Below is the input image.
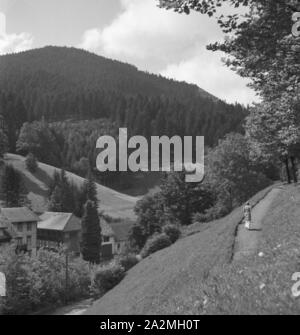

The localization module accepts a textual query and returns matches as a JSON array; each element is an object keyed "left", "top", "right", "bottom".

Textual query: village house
[
  {"left": 100, "top": 219, "right": 133, "bottom": 259},
  {"left": 0, "top": 206, "right": 133, "bottom": 261},
  {"left": 37, "top": 212, "right": 81, "bottom": 254},
  {"left": 100, "top": 219, "right": 115, "bottom": 259},
  {"left": 0, "top": 207, "right": 39, "bottom": 255},
  {"left": 110, "top": 221, "right": 133, "bottom": 255}
]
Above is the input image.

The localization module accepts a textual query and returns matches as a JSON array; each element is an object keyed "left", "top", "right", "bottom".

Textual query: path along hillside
[{"left": 85, "top": 184, "right": 300, "bottom": 315}]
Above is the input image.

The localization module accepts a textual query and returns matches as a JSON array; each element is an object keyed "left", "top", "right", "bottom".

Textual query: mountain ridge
[{"left": 0, "top": 46, "right": 214, "bottom": 101}]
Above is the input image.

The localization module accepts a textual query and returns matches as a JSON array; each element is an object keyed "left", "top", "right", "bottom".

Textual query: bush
[
  {"left": 162, "top": 224, "right": 181, "bottom": 243},
  {"left": 118, "top": 254, "right": 139, "bottom": 272},
  {"left": 0, "top": 246, "right": 91, "bottom": 315},
  {"left": 25, "top": 153, "right": 38, "bottom": 173},
  {"left": 91, "top": 264, "right": 125, "bottom": 297},
  {"left": 141, "top": 233, "right": 172, "bottom": 258},
  {"left": 193, "top": 203, "right": 230, "bottom": 223}
]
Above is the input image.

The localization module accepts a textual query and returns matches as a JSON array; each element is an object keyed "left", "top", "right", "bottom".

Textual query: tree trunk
[
  {"left": 290, "top": 156, "right": 298, "bottom": 183},
  {"left": 285, "top": 157, "right": 291, "bottom": 184}
]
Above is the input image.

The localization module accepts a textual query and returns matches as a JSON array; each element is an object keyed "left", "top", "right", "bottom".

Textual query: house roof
[
  {"left": 0, "top": 207, "right": 39, "bottom": 223},
  {"left": 38, "top": 212, "right": 81, "bottom": 232},
  {"left": 110, "top": 222, "right": 133, "bottom": 242}
]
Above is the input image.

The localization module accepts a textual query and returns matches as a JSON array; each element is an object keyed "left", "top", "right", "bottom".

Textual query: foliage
[
  {"left": 17, "top": 121, "right": 61, "bottom": 166},
  {"left": 117, "top": 254, "right": 139, "bottom": 272},
  {"left": 48, "top": 170, "right": 79, "bottom": 213},
  {"left": 141, "top": 233, "right": 172, "bottom": 258},
  {"left": 159, "top": 0, "right": 300, "bottom": 182},
  {"left": 160, "top": 171, "right": 214, "bottom": 225},
  {"left": 25, "top": 153, "right": 38, "bottom": 173},
  {"left": 131, "top": 193, "right": 165, "bottom": 249},
  {"left": 162, "top": 224, "right": 181, "bottom": 243},
  {"left": 193, "top": 202, "right": 229, "bottom": 223},
  {"left": 0, "top": 129, "right": 8, "bottom": 158},
  {"left": 131, "top": 171, "right": 214, "bottom": 249},
  {"left": 0, "top": 92, "right": 26, "bottom": 152},
  {"left": 81, "top": 200, "right": 102, "bottom": 264},
  {"left": 91, "top": 263, "right": 126, "bottom": 297},
  {"left": 77, "top": 175, "right": 99, "bottom": 217},
  {"left": 159, "top": 0, "right": 298, "bottom": 96},
  {"left": 0, "top": 246, "right": 91, "bottom": 315},
  {"left": 206, "top": 133, "right": 271, "bottom": 212},
  {"left": 246, "top": 96, "right": 300, "bottom": 183},
  {"left": 3, "top": 47, "right": 247, "bottom": 158},
  {"left": 0, "top": 164, "right": 28, "bottom": 207},
  {"left": 73, "top": 157, "right": 90, "bottom": 177}
]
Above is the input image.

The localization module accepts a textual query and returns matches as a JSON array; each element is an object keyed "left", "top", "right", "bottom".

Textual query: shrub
[
  {"left": 118, "top": 254, "right": 139, "bottom": 272},
  {"left": 25, "top": 153, "right": 38, "bottom": 173},
  {"left": 0, "top": 246, "right": 91, "bottom": 315},
  {"left": 91, "top": 264, "right": 125, "bottom": 297},
  {"left": 193, "top": 203, "right": 230, "bottom": 223},
  {"left": 141, "top": 233, "right": 172, "bottom": 258},
  {"left": 163, "top": 224, "right": 181, "bottom": 243}
]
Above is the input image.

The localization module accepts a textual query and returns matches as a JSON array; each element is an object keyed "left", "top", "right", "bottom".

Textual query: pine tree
[
  {"left": 25, "top": 153, "right": 38, "bottom": 173},
  {"left": 1, "top": 165, "right": 27, "bottom": 207},
  {"left": 78, "top": 174, "right": 99, "bottom": 217},
  {"left": 48, "top": 186, "right": 64, "bottom": 212},
  {"left": 81, "top": 200, "right": 101, "bottom": 264},
  {"left": 48, "top": 170, "right": 78, "bottom": 213},
  {"left": 0, "top": 129, "right": 8, "bottom": 158}
]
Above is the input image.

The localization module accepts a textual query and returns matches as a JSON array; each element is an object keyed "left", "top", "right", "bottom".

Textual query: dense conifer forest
[{"left": 0, "top": 46, "right": 248, "bottom": 192}]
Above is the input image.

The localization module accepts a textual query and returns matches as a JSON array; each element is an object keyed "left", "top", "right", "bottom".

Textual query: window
[
  {"left": 103, "top": 236, "right": 110, "bottom": 243},
  {"left": 17, "top": 224, "right": 23, "bottom": 232},
  {"left": 27, "top": 223, "right": 32, "bottom": 231}
]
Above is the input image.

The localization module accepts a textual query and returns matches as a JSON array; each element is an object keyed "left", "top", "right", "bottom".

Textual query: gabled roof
[
  {"left": 0, "top": 207, "right": 39, "bottom": 223},
  {"left": 110, "top": 222, "right": 133, "bottom": 242},
  {"left": 38, "top": 212, "right": 81, "bottom": 232}
]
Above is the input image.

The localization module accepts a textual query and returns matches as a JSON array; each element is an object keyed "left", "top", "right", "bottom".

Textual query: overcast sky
[{"left": 0, "top": 0, "right": 258, "bottom": 104}]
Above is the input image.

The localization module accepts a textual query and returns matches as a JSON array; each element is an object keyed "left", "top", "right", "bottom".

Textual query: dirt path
[
  {"left": 233, "top": 187, "right": 282, "bottom": 261},
  {"left": 43, "top": 299, "right": 93, "bottom": 315}
]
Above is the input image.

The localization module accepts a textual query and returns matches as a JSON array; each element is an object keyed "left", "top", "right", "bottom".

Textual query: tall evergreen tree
[
  {"left": 48, "top": 170, "right": 78, "bottom": 213},
  {"left": 77, "top": 174, "right": 99, "bottom": 217},
  {"left": 48, "top": 185, "right": 64, "bottom": 212},
  {"left": 1, "top": 165, "right": 27, "bottom": 207},
  {"left": 0, "top": 129, "right": 8, "bottom": 158},
  {"left": 81, "top": 200, "right": 102, "bottom": 264}
]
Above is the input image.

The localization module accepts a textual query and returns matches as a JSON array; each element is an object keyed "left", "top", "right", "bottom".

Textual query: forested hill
[
  {"left": 0, "top": 46, "right": 210, "bottom": 101},
  {"left": 0, "top": 46, "right": 247, "bottom": 151}
]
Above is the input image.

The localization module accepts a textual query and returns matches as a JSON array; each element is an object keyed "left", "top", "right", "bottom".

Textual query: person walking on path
[{"left": 244, "top": 202, "right": 252, "bottom": 230}]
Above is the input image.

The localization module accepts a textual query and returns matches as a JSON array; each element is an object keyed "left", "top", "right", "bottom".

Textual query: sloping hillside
[
  {"left": 0, "top": 46, "right": 247, "bottom": 152},
  {"left": 86, "top": 184, "right": 300, "bottom": 315},
  {"left": 0, "top": 46, "right": 209, "bottom": 101},
  {"left": 4, "top": 154, "right": 137, "bottom": 220}
]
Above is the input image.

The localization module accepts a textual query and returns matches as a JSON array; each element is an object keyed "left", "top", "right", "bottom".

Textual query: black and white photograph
[{"left": 0, "top": 0, "right": 300, "bottom": 319}]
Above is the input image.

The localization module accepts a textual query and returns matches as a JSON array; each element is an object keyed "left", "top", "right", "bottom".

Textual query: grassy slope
[
  {"left": 86, "top": 186, "right": 274, "bottom": 315},
  {"left": 160, "top": 185, "right": 300, "bottom": 315},
  {"left": 4, "top": 154, "right": 137, "bottom": 220}
]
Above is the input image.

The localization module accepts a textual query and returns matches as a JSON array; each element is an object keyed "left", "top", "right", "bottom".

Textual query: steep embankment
[
  {"left": 86, "top": 186, "right": 281, "bottom": 315},
  {"left": 4, "top": 154, "right": 137, "bottom": 220}
]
